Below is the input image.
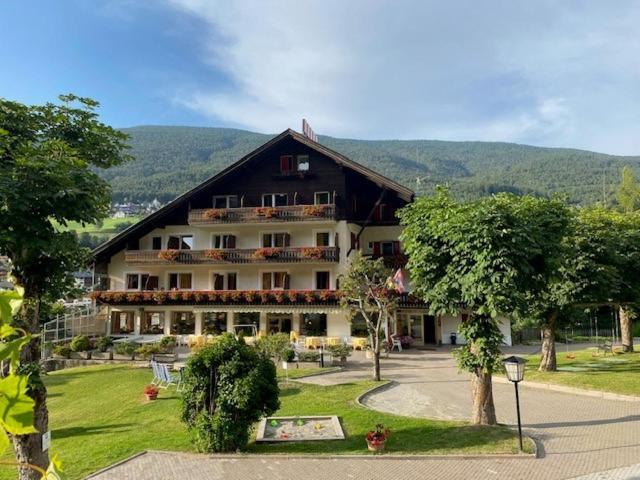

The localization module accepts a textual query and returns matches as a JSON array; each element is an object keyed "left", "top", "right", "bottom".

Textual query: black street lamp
[{"left": 503, "top": 355, "right": 526, "bottom": 451}]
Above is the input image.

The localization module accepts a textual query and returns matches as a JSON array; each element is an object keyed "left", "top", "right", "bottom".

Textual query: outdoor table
[
  {"left": 305, "top": 337, "right": 323, "bottom": 349},
  {"left": 352, "top": 337, "right": 368, "bottom": 350},
  {"left": 325, "top": 337, "right": 341, "bottom": 346}
]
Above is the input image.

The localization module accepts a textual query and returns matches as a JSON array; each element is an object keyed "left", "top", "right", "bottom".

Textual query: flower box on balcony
[
  {"left": 203, "top": 208, "right": 228, "bottom": 220},
  {"left": 254, "top": 207, "right": 279, "bottom": 218},
  {"left": 253, "top": 247, "right": 281, "bottom": 259},
  {"left": 302, "top": 205, "right": 328, "bottom": 217},
  {"left": 204, "top": 249, "right": 227, "bottom": 261},
  {"left": 300, "top": 247, "right": 325, "bottom": 259},
  {"left": 158, "top": 249, "right": 180, "bottom": 262}
]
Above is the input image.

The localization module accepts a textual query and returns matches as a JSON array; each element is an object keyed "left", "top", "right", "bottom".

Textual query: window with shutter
[
  {"left": 227, "top": 273, "right": 237, "bottom": 290},
  {"left": 373, "top": 242, "right": 381, "bottom": 256},
  {"left": 392, "top": 241, "right": 401, "bottom": 254},
  {"left": 262, "top": 272, "right": 272, "bottom": 290},
  {"left": 280, "top": 155, "right": 293, "bottom": 173}
]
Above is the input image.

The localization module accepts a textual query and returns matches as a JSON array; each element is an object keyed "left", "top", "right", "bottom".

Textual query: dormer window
[
  {"left": 296, "top": 155, "right": 310, "bottom": 171},
  {"left": 280, "top": 154, "right": 310, "bottom": 174}
]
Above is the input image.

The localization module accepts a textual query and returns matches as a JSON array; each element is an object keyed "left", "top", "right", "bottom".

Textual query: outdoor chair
[
  {"left": 150, "top": 360, "right": 162, "bottom": 385},
  {"left": 158, "top": 363, "right": 181, "bottom": 390},
  {"left": 391, "top": 337, "right": 403, "bottom": 352},
  {"left": 597, "top": 341, "right": 613, "bottom": 356}
]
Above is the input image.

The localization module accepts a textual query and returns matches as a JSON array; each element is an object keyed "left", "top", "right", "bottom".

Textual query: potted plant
[
  {"left": 136, "top": 343, "right": 161, "bottom": 360},
  {"left": 113, "top": 341, "right": 138, "bottom": 360},
  {"left": 300, "top": 247, "right": 325, "bottom": 259},
  {"left": 327, "top": 344, "right": 352, "bottom": 366},
  {"left": 69, "top": 335, "right": 92, "bottom": 359},
  {"left": 143, "top": 384, "right": 160, "bottom": 401},
  {"left": 254, "top": 207, "right": 278, "bottom": 218},
  {"left": 365, "top": 424, "right": 390, "bottom": 452},
  {"left": 93, "top": 336, "right": 114, "bottom": 360}
]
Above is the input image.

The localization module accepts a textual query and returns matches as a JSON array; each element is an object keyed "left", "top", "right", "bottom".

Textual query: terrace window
[
  {"left": 213, "top": 195, "right": 238, "bottom": 209},
  {"left": 212, "top": 234, "right": 236, "bottom": 249},
  {"left": 262, "top": 232, "right": 290, "bottom": 248},
  {"left": 141, "top": 312, "right": 165, "bottom": 335},
  {"left": 315, "top": 232, "right": 330, "bottom": 247},
  {"left": 170, "top": 312, "right": 195, "bottom": 335},
  {"left": 169, "top": 272, "right": 192, "bottom": 290},
  {"left": 167, "top": 235, "right": 193, "bottom": 250},
  {"left": 203, "top": 312, "right": 227, "bottom": 335},
  {"left": 151, "top": 236, "right": 162, "bottom": 250},
  {"left": 315, "top": 271, "right": 330, "bottom": 290},
  {"left": 262, "top": 193, "right": 288, "bottom": 207},
  {"left": 111, "top": 311, "right": 134, "bottom": 335},
  {"left": 314, "top": 191, "right": 330, "bottom": 205},
  {"left": 262, "top": 272, "right": 289, "bottom": 290},
  {"left": 212, "top": 272, "right": 237, "bottom": 290}
]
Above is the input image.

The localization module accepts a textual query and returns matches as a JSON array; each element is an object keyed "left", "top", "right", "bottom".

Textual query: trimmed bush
[
  {"left": 95, "top": 336, "right": 114, "bottom": 353},
  {"left": 53, "top": 344, "right": 72, "bottom": 359},
  {"left": 114, "top": 341, "right": 138, "bottom": 357},
  {"left": 283, "top": 348, "right": 295, "bottom": 363},
  {"left": 70, "top": 335, "right": 90, "bottom": 352},
  {"left": 159, "top": 335, "right": 177, "bottom": 353},
  {"left": 297, "top": 351, "right": 320, "bottom": 362},
  {"left": 181, "top": 333, "right": 279, "bottom": 452},
  {"left": 327, "top": 344, "right": 352, "bottom": 360},
  {"left": 136, "top": 343, "right": 161, "bottom": 359},
  {"left": 255, "top": 332, "right": 291, "bottom": 361}
]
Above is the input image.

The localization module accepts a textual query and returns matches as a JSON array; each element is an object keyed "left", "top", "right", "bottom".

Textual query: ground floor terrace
[{"left": 94, "top": 290, "right": 512, "bottom": 347}]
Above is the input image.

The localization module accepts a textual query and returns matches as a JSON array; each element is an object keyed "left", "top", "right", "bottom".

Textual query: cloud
[{"left": 166, "top": 0, "right": 640, "bottom": 155}]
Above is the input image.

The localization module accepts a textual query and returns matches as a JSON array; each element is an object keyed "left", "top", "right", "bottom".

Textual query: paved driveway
[{"left": 89, "top": 348, "right": 640, "bottom": 480}]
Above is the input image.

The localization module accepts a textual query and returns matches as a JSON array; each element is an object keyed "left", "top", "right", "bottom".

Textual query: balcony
[
  {"left": 188, "top": 204, "right": 336, "bottom": 225},
  {"left": 366, "top": 253, "right": 408, "bottom": 269},
  {"left": 125, "top": 246, "right": 340, "bottom": 265}
]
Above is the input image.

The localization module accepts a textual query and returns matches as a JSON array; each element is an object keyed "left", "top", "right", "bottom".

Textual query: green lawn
[
  {"left": 276, "top": 366, "right": 341, "bottom": 379},
  {"left": 524, "top": 347, "right": 640, "bottom": 396},
  {"left": 0, "top": 365, "right": 528, "bottom": 480}
]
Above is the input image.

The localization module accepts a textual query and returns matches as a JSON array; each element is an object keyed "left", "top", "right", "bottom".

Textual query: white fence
[{"left": 41, "top": 305, "right": 108, "bottom": 348}]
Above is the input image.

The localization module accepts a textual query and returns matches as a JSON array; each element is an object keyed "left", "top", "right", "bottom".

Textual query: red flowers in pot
[
  {"left": 144, "top": 384, "right": 160, "bottom": 401},
  {"left": 365, "top": 424, "right": 390, "bottom": 452}
]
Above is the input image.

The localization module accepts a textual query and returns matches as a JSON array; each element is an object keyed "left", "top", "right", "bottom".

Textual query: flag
[{"left": 391, "top": 268, "right": 405, "bottom": 293}]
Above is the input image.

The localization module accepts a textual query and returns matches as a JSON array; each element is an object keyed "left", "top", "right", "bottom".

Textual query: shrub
[
  {"left": 70, "top": 335, "right": 90, "bottom": 352},
  {"left": 136, "top": 343, "right": 161, "bottom": 359},
  {"left": 327, "top": 344, "right": 352, "bottom": 359},
  {"left": 95, "top": 336, "right": 114, "bottom": 352},
  {"left": 115, "top": 341, "right": 138, "bottom": 357},
  {"left": 255, "top": 333, "right": 291, "bottom": 361},
  {"left": 283, "top": 348, "right": 295, "bottom": 363},
  {"left": 181, "top": 333, "right": 279, "bottom": 452},
  {"left": 159, "top": 335, "right": 177, "bottom": 352},
  {"left": 297, "top": 351, "right": 320, "bottom": 362},
  {"left": 53, "top": 344, "right": 72, "bottom": 358}
]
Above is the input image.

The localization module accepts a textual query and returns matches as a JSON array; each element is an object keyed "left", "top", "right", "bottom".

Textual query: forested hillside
[{"left": 101, "top": 126, "right": 640, "bottom": 205}]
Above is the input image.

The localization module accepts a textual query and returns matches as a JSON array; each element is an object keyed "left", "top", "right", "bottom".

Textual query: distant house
[{"left": 91, "top": 129, "right": 512, "bottom": 345}]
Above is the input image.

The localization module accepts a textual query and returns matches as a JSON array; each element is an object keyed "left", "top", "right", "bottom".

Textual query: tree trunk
[
  {"left": 539, "top": 311, "right": 557, "bottom": 372},
  {"left": 470, "top": 369, "right": 496, "bottom": 425},
  {"left": 12, "top": 294, "right": 50, "bottom": 480},
  {"left": 372, "top": 328, "right": 381, "bottom": 381},
  {"left": 620, "top": 306, "right": 634, "bottom": 353}
]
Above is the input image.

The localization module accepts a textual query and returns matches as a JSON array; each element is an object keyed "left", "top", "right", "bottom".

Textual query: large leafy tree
[
  {"left": 616, "top": 166, "right": 640, "bottom": 213},
  {"left": 0, "top": 95, "right": 130, "bottom": 478},
  {"left": 339, "top": 252, "right": 397, "bottom": 381},
  {"left": 399, "top": 189, "right": 571, "bottom": 424}
]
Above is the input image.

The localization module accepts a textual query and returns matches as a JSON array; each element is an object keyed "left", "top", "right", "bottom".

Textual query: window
[
  {"left": 262, "top": 193, "right": 288, "bottom": 207},
  {"left": 296, "top": 155, "right": 310, "bottom": 171},
  {"left": 280, "top": 155, "right": 293, "bottom": 174},
  {"left": 141, "top": 312, "right": 165, "bottom": 335},
  {"left": 213, "top": 195, "right": 238, "bottom": 209},
  {"left": 167, "top": 235, "right": 193, "bottom": 250},
  {"left": 212, "top": 272, "right": 237, "bottom": 290},
  {"left": 267, "top": 314, "right": 292, "bottom": 334},
  {"left": 315, "top": 271, "right": 330, "bottom": 290},
  {"left": 170, "top": 312, "right": 195, "bottom": 335},
  {"left": 203, "top": 312, "right": 227, "bottom": 335},
  {"left": 169, "top": 273, "right": 192, "bottom": 290},
  {"left": 370, "top": 241, "right": 401, "bottom": 256},
  {"left": 350, "top": 312, "right": 369, "bottom": 337},
  {"left": 315, "top": 232, "right": 330, "bottom": 247},
  {"left": 381, "top": 241, "right": 394, "bottom": 255},
  {"left": 152, "top": 236, "right": 162, "bottom": 250},
  {"left": 302, "top": 313, "right": 327, "bottom": 336},
  {"left": 262, "top": 232, "right": 289, "bottom": 247},
  {"left": 374, "top": 204, "right": 386, "bottom": 222},
  {"left": 262, "top": 272, "right": 289, "bottom": 290},
  {"left": 111, "top": 311, "right": 134, "bottom": 334},
  {"left": 126, "top": 273, "right": 156, "bottom": 290},
  {"left": 314, "top": 191, "right": 330, "bottom": 205},
  {"left": 234, "top": 312, "right": 259, "bottom": 336},
  {"left": 212, "top": 234, "right": 236, "bottom": 249}
]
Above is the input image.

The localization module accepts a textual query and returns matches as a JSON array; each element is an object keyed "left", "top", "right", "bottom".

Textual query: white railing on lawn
[{"left": 41, "top": 305, "right": 108, "bottom": 356}]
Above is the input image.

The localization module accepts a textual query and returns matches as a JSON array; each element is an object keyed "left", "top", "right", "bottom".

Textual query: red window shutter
[
  {"left": 280, "top": 155, "right": 292, "bottom": 173},
  {"left": 227, "top": 235, "right": 236, "bottom": 249},
  {"left": 392, "top": 241, "right": 401, "bottom": 254},
  {"left": 373, "top": 242, "right": 381, "bottom": 256}
]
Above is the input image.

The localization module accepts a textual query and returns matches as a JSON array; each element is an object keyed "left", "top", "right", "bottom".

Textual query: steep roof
[{"left": 92, "top": 128, "right": 414, "bottom": 260}]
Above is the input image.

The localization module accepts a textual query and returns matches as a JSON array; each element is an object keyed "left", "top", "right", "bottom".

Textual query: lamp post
[{"left": 503, "top": 355, "right": 526, "bottom": 451}]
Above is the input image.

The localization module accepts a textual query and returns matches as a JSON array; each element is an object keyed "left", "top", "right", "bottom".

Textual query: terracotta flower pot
[
  {"left": 145, "top": 392, "right": 158, "bottom": 401},
  {"left": 366, "top": 438, "right": 386, "bottom": 452}
]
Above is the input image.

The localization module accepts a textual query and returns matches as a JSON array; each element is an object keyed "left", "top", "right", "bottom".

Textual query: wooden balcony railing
[
  {"left": 125, "top": 246, "right": 340, "bottom": 265},
  {"left": 188, "top": 204, "right": 336, "bottom": 224}
]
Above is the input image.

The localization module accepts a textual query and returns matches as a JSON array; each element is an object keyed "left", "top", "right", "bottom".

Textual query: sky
[{"left": 2, "top": 0, "right": 640, "bottom": 155}]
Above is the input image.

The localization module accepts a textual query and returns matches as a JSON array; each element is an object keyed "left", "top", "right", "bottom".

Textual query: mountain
[{"left": 101, "top": 126, "right": 640, "bottom": 205}]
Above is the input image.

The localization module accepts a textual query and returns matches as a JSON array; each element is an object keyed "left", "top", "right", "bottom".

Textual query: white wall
[{"left": 440, "top": 314, "right": 512, "bottom": 347}]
